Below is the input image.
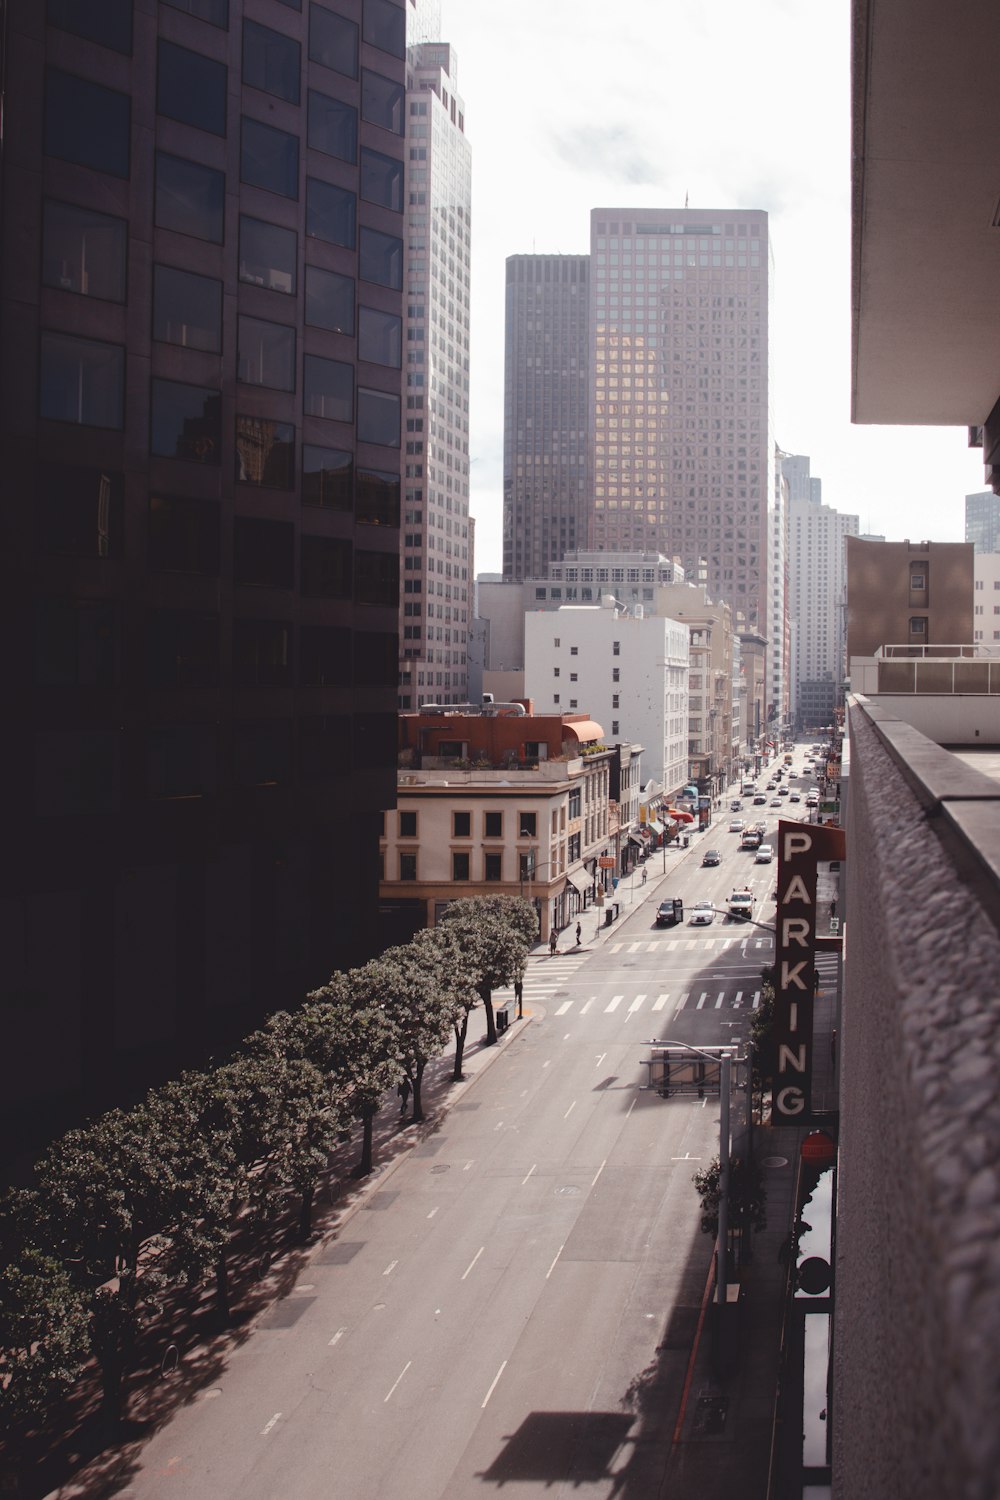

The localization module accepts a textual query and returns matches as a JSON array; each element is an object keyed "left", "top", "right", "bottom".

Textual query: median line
[
  {"left": 545, "top": 1244, "right": 564, "bottom": 1279},
  {"left": 481, "top": 1360, "right": 507, "bottom": 1408},
  {"left": 384, "top": 1361, "right": 411, "bottom": 1404},
  {"left": 461, "top": 1246, "right": 485, "bottom": 1281}
]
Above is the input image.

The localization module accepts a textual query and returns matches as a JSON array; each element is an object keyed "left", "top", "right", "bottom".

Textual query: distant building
[
  {"left": 845, "top": 538, "right": 974, "bottom": 664},
  {"left": 787, "top": 471, "right": 859, "bottom": 729},
  {"left": 965, "top": 490, "right": 1000, "bottom": 554},
  {"left": 502, "top": 255, "right": 589, "bottom": 581},
  {"left": 523, "top": 599, "right": 689, "bottom": 794}
]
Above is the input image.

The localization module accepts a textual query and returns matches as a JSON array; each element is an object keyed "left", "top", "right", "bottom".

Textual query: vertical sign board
[{"left": 772, "top": 820, "right": 846, "bottom": 1121}]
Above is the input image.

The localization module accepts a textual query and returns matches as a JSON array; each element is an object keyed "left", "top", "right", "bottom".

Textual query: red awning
[{"left": 667, "top": 807, "right": 694, "bottom": 823}]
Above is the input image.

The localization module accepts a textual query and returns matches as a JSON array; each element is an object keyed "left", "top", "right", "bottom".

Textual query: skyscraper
[
  {"left": 588, "top": 207, "right": 774, "bottom": 644},
  {"left": 398, "top": 14, "right": 473, "bottom": 707},
  {"left": 0, "top": 0, "right": 405, "bottom": 1154},
  {"left": 965, "top": 490, "right": 1000, "bottom": 553},
  {"left": 503, "top": 255, "right": 589, "bottom": 581},
  {"left": 787, "top": 472, "right": 859, "bottom": 727}
]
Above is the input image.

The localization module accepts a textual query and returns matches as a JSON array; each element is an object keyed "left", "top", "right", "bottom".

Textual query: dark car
[
  {"left": 656, "top": 898, "right": 683, "bottom": 927},
  {"left": 702, "top": 848, "right": 722, "bottom": 866}
]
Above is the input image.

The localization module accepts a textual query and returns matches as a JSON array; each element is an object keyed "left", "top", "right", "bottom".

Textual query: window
[
  {"left": 155, "top": 153, "right": 225, "bottom": 242},
  {"left": 453, "top": 811, "right": 470, "bottom": 837},
  {"left": 147, "top": 726, "right": 216, "bottom": 800},
  {"left": 235, "top": 415, "right": 295, "bottom": 489},
  {"left": 153, "top": 265, "right": 222, "bottom": 352},
  {"left": 238, "top": 316, "right": 295, "bottom": 390},
  {"left": 47, "top": 0, "right": 132, "bottom": 52},
  {"left": 149, "top": 494, "right": 220, "bottom": 574},
  {"left": 301, "top": 535, "right": 352, "bottom": 597},
  {"left": 305, "top": 264, "right": 355, "bottom": 333},
  {"left": 399, "top": 810, "right": 416, "bottom": 837},
  {"left": 45, "top": 69, "right": 130, "bottom": 178},
  {"left": 157, "top": 40, "right": 227, "bottom": 135},
  {"left": 35, "top": 598, "right": 118, "bottom": 686},
  {"left": 162, "top": 0, "right": 228, "bottom": 25},
  {"left": 399, "top": 852, "right": 417, "bottom": 881},
  {"left": 355, "top": 549, "right": 398, "bottom": 605},
  {"left": 568, "top": 789, "right": 581, "bottom": 818},
  {"left": 359, "top": 226, "right": 403, "bottom": 288},
  {"left": 302, "top": 444, "right": 352, "bottom": 508},
  {"left": 234, "top": 517, "right": 294, "bottom": 589},
  {"left": 613, "top": 640, "right": 621, "bottom": 655},
  {"left": 304, "top": 354, "right": 353, "bottom": 421},
  {"left": 484, "top": 852, "right": 502, "bottom": 881},
  {"left": 910, "top": 572, "right": 926, "bottom": 589},
  {"left": 612, "top": 720, "right": 620, "bottom": 735},
  {"left": 299, "top": 624, "right": 350, "bottom": 685},
  {"left": 233, "top": 618, "right": 291, "bottom": 684},
  {"left": 307, "top": 90, "right": 357, "bottom": 162},
  {"left": 37, "top": 463, "right": 124, "bottom": 559},
  {"left": 234, "top": 720, "right": 291, "bottom": 786},
  {"left": 358, "top": 388, "right": 400, "bottom": 446},
  {"left": 359, "top": 306, "right": 402, "bottom": 366},
  {"left": 151, "top": 379, "right": 221, "bottom": 463},
  {"left": 909, "top": 617, "right": 927, "bottom": 635},
  {"left": 243, "top": 20, "right": 300, "bottom": 103},
  {"left": 452, "top": 852, "right": 470, "bottom": 882},
  {"left": 360, "top": 147, "right": 403, "bottom": 210},
  {"left": 570, "top": 672, "right": 577, "bottom": 682},
  {"left": 309, "top": 4, "right": 358, "bottom": 76},
  {"left": 363, "top": 0, "right": 405, "bottom": 58},
  {"left": 305, "top": 177, "right": 356, "bottom": 247},
  {"left": 570, "top": 646, "right": 578, "bottom": 656},
  {"left": 42, "top": 201, "right": 126, "bottom": 301},
  {"left": 519, "top": 812, "right": 537, "bottom": 837},
  {"left": 612, "top": 667, "right": 620, "bottom": 682},
  {"left": 484, "top": 811, "right": 502, "bottom": 838},
  {"left": 612, "top": 694, "right": 619, "bottom": 708},
  {"left": 356, "top": 466, "right": 399, "bottom": 526},
  {"left": 40, "top": 333, "right": 123, "bottom": 429},
  {"left": 239, "top": 216, "right": 297, "bottom": 294},
  {"left": 568, "top": 834, "right": 581, "bottom": 862},
  {"left": 241, "top": 117, "right": 299, "bottom": 198},
  {"left": 361, "top": 70, "right": 404, "bottom": 133},
  {"left": 147, "top": 609, "right": 219, "bottom": 686},
  {"left": 553, "top": 667, "right": 560, "bottom": 678}
]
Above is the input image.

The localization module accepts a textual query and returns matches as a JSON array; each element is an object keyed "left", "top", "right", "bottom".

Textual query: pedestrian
[
  {"left": 641, "top": 867, "right": 647, "bottom": 886},
  {"left": 398, "top": 1077, "right": 411, "bottom": 1114},
  {"left": 575, "top": 921, "right": 582, "bottom": 946},
  {"left": 549, "top": 928, "right": 558, "bottom": 956}
]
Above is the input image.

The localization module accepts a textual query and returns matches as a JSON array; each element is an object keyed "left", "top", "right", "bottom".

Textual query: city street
[{"left": 99, "top": 816, "right": 785, "bottom": 1500}]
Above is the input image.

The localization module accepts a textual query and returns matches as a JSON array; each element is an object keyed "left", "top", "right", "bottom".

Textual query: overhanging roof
[{"left": 852, "top": 0, "right": 1000, "bottom": 425}]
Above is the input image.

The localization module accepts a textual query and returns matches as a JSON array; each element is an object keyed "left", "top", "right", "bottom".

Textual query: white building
[
  {"left": 787, "top": 473, "right": 859, "bottom": 730},
  {"left": 524, "top": 600, "right": 689, "bottom": 794},
  {"left": 398, "top": 16, "right": 473, "bottom": 708},
  {"left": 973, "top": 550, "right": 1000, "bottom": 642}
]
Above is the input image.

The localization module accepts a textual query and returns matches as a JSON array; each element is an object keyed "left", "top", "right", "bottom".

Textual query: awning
[
  {"left": 566, "top": 868, "right": 591, "bottom": 896},
  {"left": 646, "top": 818, "right": 664, "bottom": 836},
  {"left": 628, "top": 831, "right": 647, "bottom": 848},
  {"left": 668, "top": 807, "right": 695, "bottom": 823}
]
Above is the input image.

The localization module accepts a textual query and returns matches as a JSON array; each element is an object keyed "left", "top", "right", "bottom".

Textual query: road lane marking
[
  {"left": 679, "top": 991, "right": 690, "bottom": 1009},
  {"left": 563, "top": 1100, "right": 576, "bottom": 1120},
  {"left": 628, "top": 942, "right": 642, "bottom": 953},
  {"left": 556, "top": 1001, "right": 572, "bottom": 1015},
  {"left": 628, "top": 994, "right": 646, "bottom": 1013},
  {"left": 464, "top": 1161, "right": 473, "bottom": 1171},
  {"left": 595, "top": 1052, "right": 606, "bottom": 1068},
  {"left": 563, "top": 1032, "right": 571, "bottom": 1040},
  {"left": 581, "top": 998, "right": 595, "bottom": 1013},
  {"left": 542, "top": 1060, "right": 551, "bottom": 1069},
  {"left": 609, "top": 943, "right": 623, "bottom": 953},
  {"left": 383, "top": 1260, "right": 398, "bottom": 1276},
  {"left": 626, "top": 1096, "right": 638, "bottom": 1118},
  {"left": 733, "top": 991, "right": 743, "bottom": 1008},
  {"left": 714, "top": 992, "right": 725, "bottom": 1009},
  {"left": 427, "top": 1207, "right": 439, "bottom": 1219},
  {"left": 260, "top": 1413, "right": 282, "bottom": 1436},
  {"left": 696, "top": 992, "right": 708, "bottom": 1009},
  {"left": 546, "top": 1244, "right": 564, "bottom": 1279},
  {"left": 592, "top": 1157, "right": 607, "bottom": 1187},
  {"left": 494, "top": 1121, "right": 504, "bottom": 1130},
  {"left": 461, "top": 1246, "right": 485, "bottom": 1281},
  {"left": 605, "top": 994, "right": 624, "bottom": 1013},
  {"left": 481, "top": 1360, "right": 507, "bottom": 1408},
  {"left": 328, "top": 1327, "right": 346, "bottom": 1347},
  {"left": 384, "top": 1362, "right": 411, "bottom": 1403},
  {"left": 521, "top": 1164, "right": 536, "bottom": 1186},
  {"left": 752, "top": 990, "right": 761, "bottom": 1009},
  {"left": 653, "top": 993, "right": 669, "bottom": 1011}
]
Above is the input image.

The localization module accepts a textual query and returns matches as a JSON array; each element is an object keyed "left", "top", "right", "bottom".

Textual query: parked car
[
  {"left": 690, "top": 900, "right": 715, "bottom": 925},
  {"left": 656, "top": 899, "right": 683, "bottom": 927},
  {"left": 702, "top": 848, "right": 722, "bottom": 866},
  {"left": 755, "top": 844, "right": 774, "bottom": 863}
]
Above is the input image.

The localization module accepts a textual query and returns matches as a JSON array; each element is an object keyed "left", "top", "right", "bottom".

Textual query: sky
[{"left": 438, "top": 0, "right": 987, "bottom": 575}]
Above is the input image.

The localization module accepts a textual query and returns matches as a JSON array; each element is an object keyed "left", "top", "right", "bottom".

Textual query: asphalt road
[{"left": 108, "top": 807, "right": 793, "bottom": 1500}]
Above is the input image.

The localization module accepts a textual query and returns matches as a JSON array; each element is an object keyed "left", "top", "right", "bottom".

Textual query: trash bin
[
  {"left": 496, "top": 1003, "right": 511, "bottom": 1034},
  {"left": 682, "top": 834, "right": 690, "bottom": 848}
]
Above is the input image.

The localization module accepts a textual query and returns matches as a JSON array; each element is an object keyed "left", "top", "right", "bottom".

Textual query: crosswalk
[
  {"left": 542, "top": 986, "right": 764, "bottom": 1016},
  {"left": 605, "top": 935, "right": 773, "bottom": 955}
]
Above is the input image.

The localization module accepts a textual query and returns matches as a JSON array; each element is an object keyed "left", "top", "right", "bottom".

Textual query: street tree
[
  {"left": 380, "top": 931, "right": 467, "bottom": 1114},
  {"left": 0, "top": 1242, "right": 90, "bottom": 1466},
  {"left": 692, "top": 1154, "right": 768, "bottom": 1268},
  {"left": 439, "top": 896, "right": 537, "bottom": 1044},
  {"left": 749, "top": 965, "right": 777, "bottom": 1119},
  {"left": 306, "top": 965, "right": 404, "bottom": 1176}
]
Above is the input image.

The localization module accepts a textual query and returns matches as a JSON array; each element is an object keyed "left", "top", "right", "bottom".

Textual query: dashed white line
[
  {"left": 542, "top": 1060, "right": 551, "bottom": 1069},
  {"left": 733, "top": 991, "right": 743, "bottom": 1008},
  {"left": 714, "top": 991, "right": 725, "bottom": 1009},
  {"left": 595, "top": 1052, "right": 606, "bottom": 1068},
  {"left": 626, "top": 1096, "right": 638, "bottom": 1118},
  {"left": 522, "top": 1163, "right": 536, "bottom": 1186},
  {"left": 481, "top": 1360, "right": 507, "bottom": 1408},
  {"left": 328, "top": 1327, "right": 346, "bottom": 1347},
  {"left": 591, "top": 1157, "right": 607, "bottom": 1188},
  {"left": 384, "top": 1362, "right": 411, "bottom": 1403},
  {"left": 383, "top": 1260, "right": 398, "bottom": 1277},
  {"left": 563, "top": 1100, "right": 576, "bottom": 1120},
  {"left": 546, "top": 1244, "right": 564, "bottom": 1279},
  {"left": 463, "top": 1161, "right": 473, "bottom": 1171},
  {"left": 461, "top": 1246, "right": 485, "bottom": 1281},
  {"left": 427, "top": 1206, "right": 439, "bottom": 1219},
  {"left": 752, "top": 990, "right": 761, "bottom": 1009},
  {"left": 260, "top": 1412, "right": 282, "bottom": 1436}
]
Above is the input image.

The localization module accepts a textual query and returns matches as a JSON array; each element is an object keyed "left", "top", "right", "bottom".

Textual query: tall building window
[
  {"left": 452, "top": 852, "right": 469, "bottom": 881},
  {"left": 242, "top": 19, "right": 301, "bottom": 104},
  {"left": 150, "top": 379, "right": 222, "bottom": 463},
  {"left": 360, "top": 147, "right": 403, "bottom": 211},
  {"left": 45, "top": 69, "right": 130, "bottom": 178},
  {"left": 361, "top": 70, "right": 404, "bottom": 133},
  {"left": 241, "top": 116, "right": 299, "bottom": 199},
  {"left": 304, "top": 354, "right": 353, "bottom": 421},
  {"left": 363, "top": 0, "right": 405, "bottom": 58},
  {"left": 306, "top": 178, "right": 356, "bottom": 247},
  {"left": 155, "top": 153, "right": 225, "bottom": 243},
  {"left": 239, "top": 216, "right": 297, "bottom": 294},
  {"left": 305, "top": 265, "right": 355, "bottom": 333},
  {"left": 42, "top": 201, "right": 127, "bottom": 302},
  {"left": 153, "top": 265, "right": 223, "bottom": 352},
  {"left": 234, "top": 517, "right": 295, "bottom": 589},
  {"left": 38, "top": 464, "right": 124, "bottom": 559},
  {"left": 309, "top": 4, "right": 358, "bottom": 76},
  {"left": 307, "top": 90, "right": 357, "bottom": 161},
  {"left": 237, "top": 315, "right": 296, "bottom": 391},
  {"left": 157, "top": 40, "right": 227, "bottom": 135},
  {"left": 358, "top": 388, "right": 400, "bottom": 446},
  {"left": 39, "top": 333, "right": 124, "bottom": 429},
  {"left": 484, "top": 852, "right": 502, "bottom": 881},
  {"left": 162, "top": 0, "right": 228, "bottom": 25},
  {"left": 302, "top": 444, "right": 353, "bottom": 509},
  {"left": 359, "top": 306, "right": 402, "bottom": 366},
  {"left": 47, "top": 0, "right": 133, "bottom": 52},
  {"left": 235, "top": 416, "right": 295, "bottom": 489},
  {"left": 149, "top": 495, "right": 220, "bottom": 575},
  {"left": 359, "top": 226, "right": 403, "bottom": 288}
]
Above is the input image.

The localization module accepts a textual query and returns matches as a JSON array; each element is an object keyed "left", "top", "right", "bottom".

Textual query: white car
[
  {"left": 690, "top": 900, "right": 715, "bottom": 925},
  {"left": 755, "top": 844, "right": 774, "bottom": 863},
  {"left": 806, "top": 794, "right": 819, "bottom": 807},
  {"left": 729, "top": 818, "right": 745, "bottom": 832},
  {"left": 789, "top": 792, "right": 801, "bottom": 803}
]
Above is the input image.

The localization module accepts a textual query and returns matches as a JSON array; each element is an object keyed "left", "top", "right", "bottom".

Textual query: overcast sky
[{"left": 439, "top": 0, "right": 986, "bottom": 575}]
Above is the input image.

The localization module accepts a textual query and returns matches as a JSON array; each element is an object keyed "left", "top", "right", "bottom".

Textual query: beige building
[{"left": 845, "top": 537, "right": 974, "bottom": 663}]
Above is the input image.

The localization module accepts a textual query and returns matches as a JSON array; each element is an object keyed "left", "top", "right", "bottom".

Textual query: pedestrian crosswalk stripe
[
  {"left": 653, "top": 993, "right": 669, "bottom": 1011},
  {"left": 752, "top": 990, "right": 761, "bottom": 1009},
  {"left": 605, "top": 994, "right": 624, "bottom": 1013},
  {"left": 555, "top": 1001, "right": 572, "bottom": 1016},
  {"left": 714, "top": 991, "right": 725, "bottom": 1009},
  {"left": 696, "top": 991, "right": 708, "bottom": 1010},
  {"left": 734, "top": 991, "right": 743, "bottom": 1008},
  {"left": 628, "top": 994, "right": 646, "bottom": 1013},
  {"left": 580, "top": 998, "right": 594, "bottom": 1013}
]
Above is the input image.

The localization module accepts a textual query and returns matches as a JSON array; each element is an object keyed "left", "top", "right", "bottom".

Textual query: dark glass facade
[{"left": 0, "top": 0, "right": 403, "bottom": 1166}]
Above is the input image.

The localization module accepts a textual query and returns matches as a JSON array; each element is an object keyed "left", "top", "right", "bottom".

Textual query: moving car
[
  {"left": 770, "top": 797, "right": 782, "bottom": 807},
  {"left": 728, "top": 888, "right": 754, "bottom": 920},
  {"left": 789, "top": 792, "right": 801, "bottom": 803},
  {"left": 730, "top": 798, "right": 742, "bottom": 811},
  {"left": 741, "top": 828, "right": 763, "bottom": 850},
  {"left": 729, "top": 818, "right": 745, "bottom": 832},
  {"left": 806, "top": 793, "right": 819, "bottom": 807},
  {"left": 753, "top": 793, "right": 767, "bottom": 805},
  {"left": 689, "top": 900, "right": 715, "bottom": 926},
  {"left": 755, "top": 844, "right": 774, "bottom": 863},
  {"left": 702, "top": 848, "right": 722, "bottom": 866}
]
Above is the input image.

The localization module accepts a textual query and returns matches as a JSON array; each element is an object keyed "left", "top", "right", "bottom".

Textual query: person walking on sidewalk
[
  {"left": 397, "top": 1077, "right": 411, "bottom": 1115},
  {"left": 549, "top": 928, "right": 558, "bottom": 956},
  {"left": 641, "top": 867, "right": 647, "bottom": 885},
  {"left": 575, "top": 921, "right": 582, "bottom": 946}
]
